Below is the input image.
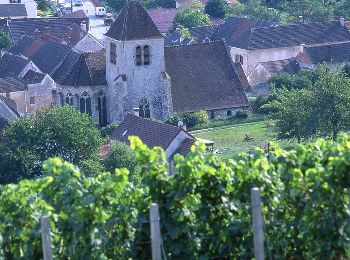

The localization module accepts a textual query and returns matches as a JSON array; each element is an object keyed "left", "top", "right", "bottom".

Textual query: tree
[
  {"left": 103, "top": 0, "right": 151, "bottom": 12},
  {"left": 174, "top": 2, "right": 210, "bottom": 29},
  {"left": 103, "top": 141, "right": 140, "bottom": 184},
  {"left": 205, "top": 0, "right": 227, "bottom": 19},
  {"left": 0, "top": 106, "right": 103, "bottom": 184},
  {"left": 0, "top": 30, "right": 12, "bottom": 51}
]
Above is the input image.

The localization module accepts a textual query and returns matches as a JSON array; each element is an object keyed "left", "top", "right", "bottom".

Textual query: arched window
[
  {"left": 97, "top": 91, "right": 107, "bottom": 127},
  {"left": 135, "top": 46, "right": 142, "bottom": 66},
  {"left": 66, "top": 92, "right": 74, "bottom": 106},
  {"left": 80, "top": 92, "right": 91, "bottom": 115},
  {"left": 227, "top": 110, "right": 232, "bottom": 117},
  {"left": 139, "top": 98, "right": 150, "bottom": 118},
  {"left": 143, "top": 45, "right": 150, "bottom": 65}
]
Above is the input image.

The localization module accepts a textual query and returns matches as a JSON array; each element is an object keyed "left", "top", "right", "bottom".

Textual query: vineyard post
[
  {"left": 150, "top": 203, "right": 161, "bottom": 260},
  {"left": 40, "top": 216, "right": 53, "bottom": 260},
  {"left": 251, "top": 187, "right": 265, "bottom": 260}
]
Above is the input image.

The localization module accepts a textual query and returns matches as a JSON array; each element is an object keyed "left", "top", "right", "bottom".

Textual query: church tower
[{"left": 105, "top": 0, "right": 173, "bottom": 122}]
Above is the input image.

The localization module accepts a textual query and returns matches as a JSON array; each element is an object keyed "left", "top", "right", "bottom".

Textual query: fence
[{"left": 39, "top": 187, "right": 266, "bottom": 260}]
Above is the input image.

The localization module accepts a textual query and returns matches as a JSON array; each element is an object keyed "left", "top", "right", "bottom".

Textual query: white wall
[{"left": 165, "top": 130, "right": 192, "bottom": 160}]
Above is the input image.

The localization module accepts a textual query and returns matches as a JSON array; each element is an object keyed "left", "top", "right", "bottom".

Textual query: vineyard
[{"left": 1, "top": 134, "right": 350, "bottom": 258}]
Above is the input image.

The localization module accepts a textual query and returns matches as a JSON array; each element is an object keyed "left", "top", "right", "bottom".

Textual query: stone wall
[{"left": 27, "top": 75, "right": 56, "bottom": 113}]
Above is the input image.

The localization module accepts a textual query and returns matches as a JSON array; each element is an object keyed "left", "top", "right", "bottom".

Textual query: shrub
[
  {"left": 235, "top": 109, "right": 249, "bottom": 118},
  {"left": 166, "top": 111, "right": 208, "bottom": 128}
]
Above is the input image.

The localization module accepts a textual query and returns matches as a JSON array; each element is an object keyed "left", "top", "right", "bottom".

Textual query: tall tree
[
  {"left": 174, "top": 2, "right": 210, "bottom": 29},
  {"left": 0, "top": 30, "right": 12, "bottom": 51},
  {"left": 0, "top": 106, "right": 103, "bottom": 184},
  {"left": 205, "top": 0, "right": 227, "bottom": 19}
]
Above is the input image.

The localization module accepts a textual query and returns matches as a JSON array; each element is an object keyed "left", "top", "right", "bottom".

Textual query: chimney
[
  {"left": 298, "top": 15, "right": 304, "bottom": 23},
  {"left": 133, "top": 108, "right": 140, "bottom": 117},
  {"left": 299, "top": 43, "right": 305, "bottom": 52},
  {"left": 339, "top": 17, "right": 345, "bottom": 27}
]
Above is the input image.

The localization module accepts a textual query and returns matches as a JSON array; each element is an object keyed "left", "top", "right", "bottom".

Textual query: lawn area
[{"left": 191, "top": 120, "right": 294, "bottom": 159}]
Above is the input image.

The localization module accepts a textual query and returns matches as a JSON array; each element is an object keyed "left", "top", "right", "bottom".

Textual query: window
[
  {"left": 143, "top": 45, "right": 150, "bottom": 65},
  {"left": 29, "top": 96, "right": 35, "bottom": 104},
  {"left": 9, "top": 0, "right": 21, "bottom": 3},
  {"left": 97, "top": 91, "right": 107, "bottom": 127},
  {"left": 79, "top": 92, "right": 91, "bottom": 115},
  {"left": 135, "top": 46, "right": 142, "bottom": 66},
  {"left": 66, "top": 92, "right": 74, "bottom": 105},
  {"left": 139, "top": 98, "right": 150, "bottom": 118},
  {"left": 110, "top": 42, "right": 116, "bottom": 64},
  {"left": 58, "top": 92, "right": 64, "bottom": 106},
  {"left": 235, "top": 54, "right": 244, "bottom": 64}
]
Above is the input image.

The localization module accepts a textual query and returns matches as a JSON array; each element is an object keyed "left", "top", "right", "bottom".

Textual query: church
[{"left": 0, "top": 1, "right": 250, "bottom": 127}]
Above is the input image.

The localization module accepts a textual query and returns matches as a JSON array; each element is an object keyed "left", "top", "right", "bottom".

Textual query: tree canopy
[
  {"left": 174, "top": 2, "right": 210, "bottom": 29},
  {"left": 0, "top": 106, "right": 103, "bottom": 184},
  {"left": 205, "top": 0, "right": 228, "bottom": 19},
  {"left": 0, "top": 30, "right": 12, "bottom": 51}
]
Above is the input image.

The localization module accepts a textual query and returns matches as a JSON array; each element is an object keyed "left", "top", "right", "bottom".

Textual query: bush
[
  {"left": 235, "top": 109, "right": 249, "bottom": 118},
  {"left": 166, "top": 111, "right": 208, "bottom": 128},
  {"left": 103, "top": 141, "right": 140, "bottom": 184},
  {"left": 252, "top": 93, "right": 280, "bottom": 114}
]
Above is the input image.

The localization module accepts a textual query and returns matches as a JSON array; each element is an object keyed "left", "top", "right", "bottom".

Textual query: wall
[
  {"left": 74, "top": 34, "right": 104, "bottom": 52},
  {"left": 229, "top": 47, "right": 249, "bottom": 74},
  {"left": 207, "top": 107, "right": 244, "bottom": 120},
  {"left": 0, "top": 99, "right": 18, "bottom": 120},
  {"left": 106, "top": 37, "right": 172, "bottom": 122},
  {"left": 27, "top": 75, "right": 56, "bottom": 113},
  {"left": 0, "top": 91, "right": 27, "bottom": 115},
  {"left": 165, "top": 129, "right": 191, "bottom": 160},
  {"left": 247, "top": 63, "right": 271, "bottom": 86}
]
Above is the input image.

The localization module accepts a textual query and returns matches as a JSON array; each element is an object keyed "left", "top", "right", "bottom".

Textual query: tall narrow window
[
  {"left": 135, "top": 46, "right": 142, "bottom": 66},
  {"left": 110, "top": 42, "right": 116, "bottom": 64},
  {"left": 79, "top": 92, "right": 91, "bottom": 115},
  {"left": 139, "top": 98, "right": 150, "bottom": 118},
  {"left": 143, "top": 45, "right": 150, "bottom": 65},
  {"left": 59, "top": 92, "right": 64, "bottom": 106},
  {"left": 66, "top": 92, "right": 74, "bottom": 105},
  {"left": 235, "top": 54, "right": 243, "bottom": 65},
  {"left": 97, "top": 91, "right": 107, "bottom": 127}
]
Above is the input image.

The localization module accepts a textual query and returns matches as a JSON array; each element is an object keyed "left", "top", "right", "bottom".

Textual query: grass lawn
[{"left": 191, "top": 120, "right": 295, "bottom": 160}]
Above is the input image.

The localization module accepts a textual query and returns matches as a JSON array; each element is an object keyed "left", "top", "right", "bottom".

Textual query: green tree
[
  {"left": 174, "top": 2, "right": 210, "bottom": 29},
  {"left": 0, "top": 106, "right": 103, "bottom": 184},
  {"left": 103, "top": 141, "right": 140, "bottom": 184},
  {"left": 0, "top": 30, "right": 12, "bottom": 51},
  {"left": 205, "top": 0, "right": 227, "bottom": 19}
]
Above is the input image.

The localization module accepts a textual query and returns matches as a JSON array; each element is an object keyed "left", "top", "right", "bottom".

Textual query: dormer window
[
  {"left": 110, "top": 42, "right": 116, "bottom": 64},
  {"left": 136, "top": 46, "right": 142, "bottom": 66},
  {"left": 143, "top": 45, "right": 150, "bottom": 65}
]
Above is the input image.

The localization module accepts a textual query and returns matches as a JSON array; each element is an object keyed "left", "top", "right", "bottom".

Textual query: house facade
[{"left": 0, "top": 0, "right": 36, "bottom": 18}]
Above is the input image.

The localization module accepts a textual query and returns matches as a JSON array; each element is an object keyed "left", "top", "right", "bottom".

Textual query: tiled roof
[
  {"left": 0, "top": 77, "right": 27, "bottom": 92},
  {"left": 53, "top": 50, "right": 106, "bottom": 86},
  {"left": 0, "top": 52, "right": 30, "bottom": 78},
  {"left": 165, "top": 40, "right": 249, "bottom": 113},
  {"left": 5, "top": 18, "right": 85, "bottom": 44},
  {"left": 110, "top": 114, "right": 183, "bottom": 150},
  {"left": 248, "top": 21, "right": 350, "bottom": 50},
  {"left": 0, "top": 116, "right": 7, "bottom": 132},
  {"left": 189, "top": 24, "right": 219, "bottom": 42},
  {"left": 23, "top": 70, "right": 46, "bottom": 84},
  {"left": 11, "top": 37, "right": 72, "bottom": 75},
  {"left": 303, "top": 42, "right": 350, "bottom": 64},
  {"left": 0, "top": 95, "right": 18, "bottom": 115},
  {"left": 174, "top": 138, "right": 195, "bottom": 156},
  {"left": 176, "top": 0, "right": 208, "bottom": 5},
  {"left": 106, "top": 1, "right": 162, "bottom": 41},
  {"left": 0, "top": 4, "right": 27, "bottom": 18},
  {"left": 147, "top": 8, "right": 178, "bottom": 33},
  {"left": 261, "top": 59, "right": 301, "bottom": 75},
  {"left": 63, "top": 10, "right": 88, "bottom": 19},
  {"left": 214, "top": 16, "right": 275, "bottom": 49}
]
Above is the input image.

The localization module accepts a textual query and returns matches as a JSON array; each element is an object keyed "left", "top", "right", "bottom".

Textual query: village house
[{"left": 0, "top": 0, "right": 37, "bottom": 18}]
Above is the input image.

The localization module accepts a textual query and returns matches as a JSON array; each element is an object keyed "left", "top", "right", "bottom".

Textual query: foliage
[
  {"left": 0, "top": 158, "right": 141, "bottom": 259},
  {"left": 268, "top": 69, "right": 321, "bottom": 90},
  {"left": 205, "top": 0, "right": 227, "bottom": 19},
  {"left": 100, "top": 122, "right": 119, "bottom": 137},
  {"left": 103, "top": 0, "right": 174, "bottom": 12},
  {"left": 0, "top": 106, "right": 103, "bottom": 184},
  {"left": 342, "top": 63, "right": 350, "bottom": 77},
  {"left": 103, "top": 141, "right": 140, "bottom": 184},
  {"left": 2, "top": 135, "right": 350, "bottom": 258},
  {"left": 166, "top": 111, "right": 208, "bottom": 128},
  {"left": 235, "top": 109, "right": 249, "bottom": 119},
  {"left": 174, "top": 2, "right": 210, "bottom": 29},
  {"left": 0, "top": 30, "right": 12, "bottom": 51},
  {"left": 252, "top": 92, "right": 280, "bottom": 114},
  {"left": 275, "top": 67, "right": 350, "bottom": 141}
]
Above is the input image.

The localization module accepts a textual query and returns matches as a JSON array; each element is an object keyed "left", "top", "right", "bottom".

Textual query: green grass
[{"left": 191, "top": 120, "right": 295, "bottom": 160}]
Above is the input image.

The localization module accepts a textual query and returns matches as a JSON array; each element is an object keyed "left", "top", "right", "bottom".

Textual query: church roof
[
  {"left": 165, "top": 40, "right": 250, "bottom": 113},
  {"left": 105, "top": 1, "right": 162, "bottom": 41}
]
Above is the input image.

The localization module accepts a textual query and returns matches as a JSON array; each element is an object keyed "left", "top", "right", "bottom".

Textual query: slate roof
[
  {"left": 248, "top": 21, "right": 350, "bottom": 50},
  {"left": 52, "top": 50, "right": 106, "bottom": 86},
  {"left": 0, "top": 116, "right": 7, "bottom": 132},
  {"left": 175, "top": 138, "right": 196, "bottom": 156},
  {"left": 165, "top": 41, "right": 249, "bottom": 113},
  {"left": 110, "top": 114, "right": 185, "bottom": 150},
  {"left": 63, "top": 10, "right": 88, "bottom": 19},
  {"left": 303, "top": 42, "right": 350, "bottom": 64},
  {"left": 23, "top": 70, "right": 46, "bottom": 84},
  {"left": 0, "top": 77, "right": 27, "bottom": 92},
  {"left": 0, "top": 52, "right": 30, "bottom": 78},
  {"left": 261, "top": 59, "right": 301, "bottom": 75},
  {"left": 106, "top": 1, "right": 162, "bottom": 41},
  {"left": 0, "top": 95, "right": 18, "bottom": 115},
  {"left": 11, "top": 37, "right": 73, "bottom": 75},
  {"left": 5, "top": 18, "right": 86, "bottom": 44},
  {"left": 0, "top": 4, "right": 27, "bottom": 18}
]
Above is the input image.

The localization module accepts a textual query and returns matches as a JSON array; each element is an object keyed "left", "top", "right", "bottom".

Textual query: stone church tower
[{"left": 105, "top": 0, "right": 173, "bottom": 122}]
